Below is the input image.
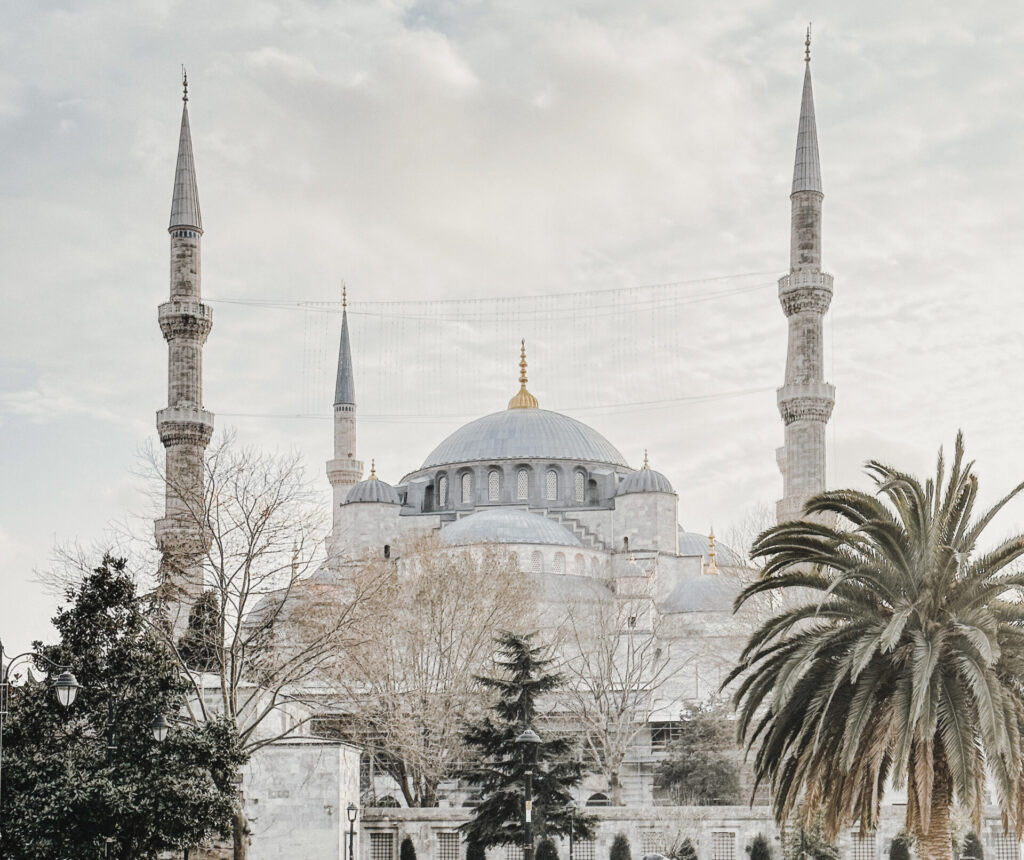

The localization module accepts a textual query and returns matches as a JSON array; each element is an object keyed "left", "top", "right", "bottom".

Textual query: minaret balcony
[
  {"left": 159, "top": 301, "right": 213, "bottom": 342},
  {"left": 776, "top": 382, "right": 835, "bottom": 425},
  {"left": 778, "top": 271, "right": 833, "bottom": 316},
  {"left": 157, "top": 406, "right": 215, "bottom": 447}
]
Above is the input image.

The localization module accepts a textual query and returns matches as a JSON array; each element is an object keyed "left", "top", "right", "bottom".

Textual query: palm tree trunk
[{"left": 915, "top": 761, "right": 953, "bottom": 860}]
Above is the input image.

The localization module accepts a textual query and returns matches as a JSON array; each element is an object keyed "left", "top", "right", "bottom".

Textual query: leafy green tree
[
  {"left": 400, "top": 836, "right": 417, "bottom": 860},
  {"left": 537, "top": 838, "right": 559, "bottom": 860},
  {"left": 749, "top": 834, "right": 772, "bottom": 860},
  {"left": 460, "top": 632, "right": 594, "bottom": 849},
  {"left": 611, "top": 833, "right": 632, "bottom": 860},
  {"left": 890, "top": 831, "right": 913, "bottom": 860},
  {"left": 0, "top": 556, "right": 244, "bottom": 860},
  {"left": 676, "top": 838, "right": 697, "bottom": 860},
  {"left": 961, "top": 833, "right": 983, "bottom": 860},
  {"left": 654, "top": 703, "right": 740, "bottom": 804},
  {"left": 728, "top": 434, "right": 1024, "bottom": 860}
]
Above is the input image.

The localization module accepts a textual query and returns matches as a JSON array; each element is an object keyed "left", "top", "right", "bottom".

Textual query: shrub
[
  {"left": 467, "top": 843, "right": 487, "bottom": 860},
  {"left": 401, "top": 837, "right": 417, "bottom": 860},
  {"left": 537, "top": 838, "right": 559, "bottom": 860},
  {"left": 611, "top": 833, "right": 632, "bottom": 860},
  {"left": 676, "top": 838, "right": 698, "bottom": 860},
  {"left": 962, "top": 833, "right": 984, "bottom": 860},
  {"left": 749, "top": 834, "right": 772, "bottom": 860},
  {"left": 889, "top": 831, "right": 911, "bottom": 860}
]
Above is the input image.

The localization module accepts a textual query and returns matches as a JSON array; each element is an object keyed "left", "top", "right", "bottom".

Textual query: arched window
[
  {"left": 517, "top": 469, "right": 529, "bottom": 500},
  {"left": 546, "top": 469, "right": 558, "bottom": 501},
  {"left": 575, "top": 554, "right": 585, "bottom": 575},
  {"left": 461, "top": 472, "right": 472, "bottom": 504},
  {"left": 553, "top": 553, "right": 565, "bottom": 574},
  {"left": 384, "top": 544, "right": 391, "bottom": 559},
  {"left": 586, "top": 792, "right": 610, "bottom": 807},
  {"left": 574, "top": 471, "right": 585, "bottom": 503},
  {"left": 623, "top": 536, "right": 629, "bottom": 552},
  {"left": 531, "top": 551, "right": 543, "bottom": 573},
  {"left": 438, "top": 475, "right": 448, "bottom": 506},
  {"left": 488, "top": 470, "right": 500, "bottom": 502}
]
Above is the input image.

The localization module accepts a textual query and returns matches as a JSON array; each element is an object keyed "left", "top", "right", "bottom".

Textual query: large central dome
[{"left": 420, "top": 408, "right": 629, "bottom": 469}]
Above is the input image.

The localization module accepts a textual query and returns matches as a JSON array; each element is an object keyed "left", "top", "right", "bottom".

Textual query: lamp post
[
  {"left": 347, "top": 802, "right": 358, "bottom": 860},
  {"left": 515, "top": 727, "right": 541, "bottom": 860},
  {"left": 565, "top": 799, "right": 577, "bottom": 860}
]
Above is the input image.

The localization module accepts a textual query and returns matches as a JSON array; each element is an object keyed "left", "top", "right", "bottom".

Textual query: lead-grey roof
[
  {"left": 346, "top": 477, "right": 400, "bottom": 505},
  {"left": 169, "top": 103, "right": 203, "bottom": 231},
  {"left": 441, "top": 509, "right": 582, "bottom": 547},
  {"left": 420, "top": 409, "right": 628, "bottom": 470},
  {"left": 334, "top": 309, "right": 355, "bottom": 406},
  {"left": 661, "top": 576, "right": 741, "bottom": 614},
  {"left": 792, "top": 61, "right": 822, "bottom": 195},
  {"left": 617, "top": 468, "right": 674, "bottom": 496},
  {"left": 677, "top": 530, "right": 744, "bottom": 566}
]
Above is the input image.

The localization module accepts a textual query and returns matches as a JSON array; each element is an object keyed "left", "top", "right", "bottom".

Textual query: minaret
[
  {"left": 776, "top": 28, "right": 835, "bottom": 524},
  {"left": 327, "top": 286, "right": 364, "bottom": 540},
  {"left": 155, "top": 72, "right": 214, "bottom": 633}
]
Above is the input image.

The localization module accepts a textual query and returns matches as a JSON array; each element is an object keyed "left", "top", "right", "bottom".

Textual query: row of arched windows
[
  {"left": 431, "top": 466, "right": 591, "bottom": 508},
  {"left": 527, "top": 551, "right": 590, "bottom": 576}
]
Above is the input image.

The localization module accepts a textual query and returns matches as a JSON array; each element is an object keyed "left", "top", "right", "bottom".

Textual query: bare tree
[
  {"left": 333, "top": 535, "right": 536, "bottom": 807},
  {"left": 555, "top": 587, "right": 686, "bottom": 806},
  {"left": 145, "top": 433, "right": 381, "bottom": 859}
]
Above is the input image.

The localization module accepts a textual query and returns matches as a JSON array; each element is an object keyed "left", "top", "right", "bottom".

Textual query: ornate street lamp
[
  {"left": 565, "top": 799, "right": 577, "bottom": 860},
  {"left": 151, "top": 713, "right": 170, "bottom": 743},
  {"left": 1, "top": 639, "right": 80, "bottom": 831},
  {"left": 347, "top": 802, "right": 358, "bottom": 860},
  {"left": 515, "top": 727, "right": 541, "bottom": 860}
]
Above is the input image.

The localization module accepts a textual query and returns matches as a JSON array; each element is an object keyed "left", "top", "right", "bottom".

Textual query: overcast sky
[{"left": 4, "top": 1, "right": 1024, "bottom": 655}]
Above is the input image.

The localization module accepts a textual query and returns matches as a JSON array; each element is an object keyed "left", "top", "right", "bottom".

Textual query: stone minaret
[
  {"left": 776, "top": 30, "right": 835, "bottom": 523},
  {"left": 327, "top": 287, "right": 363, "bottom": 541},
  {"left": 155, "top": 74, "right": 214, "bottom": 633}
]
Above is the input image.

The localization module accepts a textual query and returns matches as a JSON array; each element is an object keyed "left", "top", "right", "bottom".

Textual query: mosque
[{"left": 154, "top": 34, "right": 833, "bottom": 808}]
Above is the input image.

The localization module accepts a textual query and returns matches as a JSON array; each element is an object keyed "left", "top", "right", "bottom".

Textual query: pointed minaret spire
[
  {"left": 169, "top": 70, "right": 202, "bottom": 234},
  {"left": 327, "top": 283, "right": 364, "bottom": 545},
  {"left": 776, "top": 30, "right": 835, "bottom": 524},
  {"left": 792, "top": 24, "right": 822, "bottom": 198},
  {"left": 156, "top": 76, "right": 214, "bottom": 637}
]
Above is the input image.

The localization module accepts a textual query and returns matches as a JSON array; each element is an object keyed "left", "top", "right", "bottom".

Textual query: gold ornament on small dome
[
  {"left": 508, "top": 340, "right": 539, "bottom": 410},
  {"left": 642, "top": 449, "right": 650, "bottom": 470},
  {"left": 707, "top": 529, "right": 719, "bottom": 575},
  {"left": 369, "top": 459, "right": 377, "bottom": 480}
]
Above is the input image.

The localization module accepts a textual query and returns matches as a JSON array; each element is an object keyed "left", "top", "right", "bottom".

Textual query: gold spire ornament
[
  {"left": 508, "top": 340, "right": 539, "bottom": 409},
  {"left": 642, "top": 449, "right": 650, "bottom": 470},
  {"left": 370, "top": 459, "right": 377, "bottom": 479},
  {"left": 342, "top": 282, "right": 347, "bottom": 310}
]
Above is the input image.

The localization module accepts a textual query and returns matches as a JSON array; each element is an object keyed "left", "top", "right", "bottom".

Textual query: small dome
[
  {"left": 677, "top": 529, "right": 744, "bottom": 566},
  {"left": 346, "top": 476, "right": 401, "bottom": 505},
  {"left": 441, "top": 509, "right": 582, "bottom": 547},
  {"left": 617, "top": 467, "right": 674, "bottom": 495}
]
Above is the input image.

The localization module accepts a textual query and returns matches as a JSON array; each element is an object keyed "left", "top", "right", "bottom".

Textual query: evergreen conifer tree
[
  {"left": 467, "top": 842, "right": 487, "bottom": 860},
  {"left": 536, "top": 838, "right": 559, "bottom": 860},
  {"left": 749, "top": 834, "right": 772, "bottom": 860},
  {"left": 401, "top": 836, "right": 417, "bottom": 860},
  {"left": 962, "top": 833, "right": 983, "bottom": 860},
  {"left": 460, "top": 632, "right": 594, "bottom": 849},
  {"left": 611, "top": 833, "right": 632, "bottom": 860}
]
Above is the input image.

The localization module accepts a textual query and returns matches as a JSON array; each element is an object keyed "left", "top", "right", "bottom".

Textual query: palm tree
[{"left": 726, "top": 433, "right": 1024, "bottom": 860}]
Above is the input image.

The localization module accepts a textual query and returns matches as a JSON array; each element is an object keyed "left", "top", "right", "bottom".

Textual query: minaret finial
[
  {"left": 182, "top": 66, "right": 189, "bottom": 102},
  {"left": 708, "top": 528, "right": 719, "bottom": 573},
  {"left": 342, "top": 282, "right": 347, "bottom": 310},
  {"left": 805, "top": 23, "right": 811, "bottom": 63},
  {"left": 508, "top": 340, "right": 539, "bottom": 409},
  {"left": 642, "top": 449, "right": 649, "bottom": 470},
  {"left": 370, "top": 459, "right": 376, "bottom": 479}
]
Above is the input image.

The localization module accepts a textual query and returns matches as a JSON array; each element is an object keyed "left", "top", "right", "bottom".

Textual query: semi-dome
[
  {"left": 421, "top": 409, "right": 628, "bottom": 470},
  {"left": 441, "top": 509, "right": 582, "bottom": 547},
  {"left": 617, "top": 455, "right": 674, "bottom": 495},
  {"left": 346, "top": 468, "right": 401, "bottom": 505}
]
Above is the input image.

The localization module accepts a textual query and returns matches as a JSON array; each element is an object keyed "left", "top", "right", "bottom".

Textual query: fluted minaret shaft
[
  {"left": 155, "top": 84, "right": 214, "bottom": 632},
  {"left": 327, "top": 295, "right": 363, "bottom": 540},
  {"left": 776, "top": 40, "right": 835, "bottom": 524}
]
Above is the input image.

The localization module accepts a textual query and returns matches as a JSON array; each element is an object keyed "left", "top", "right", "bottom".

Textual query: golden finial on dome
[
  {"left": 508, "top": 339, "right": 539, "bottom": 409},
  {"left": 370, "top": 459, "right": 377, "bottom": 479},
  {"left": 642, "top": 449, "right": 650, "bottom": 470},
  {"left": 708, "top": 528, "right": 719, "bottom": 575}
]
